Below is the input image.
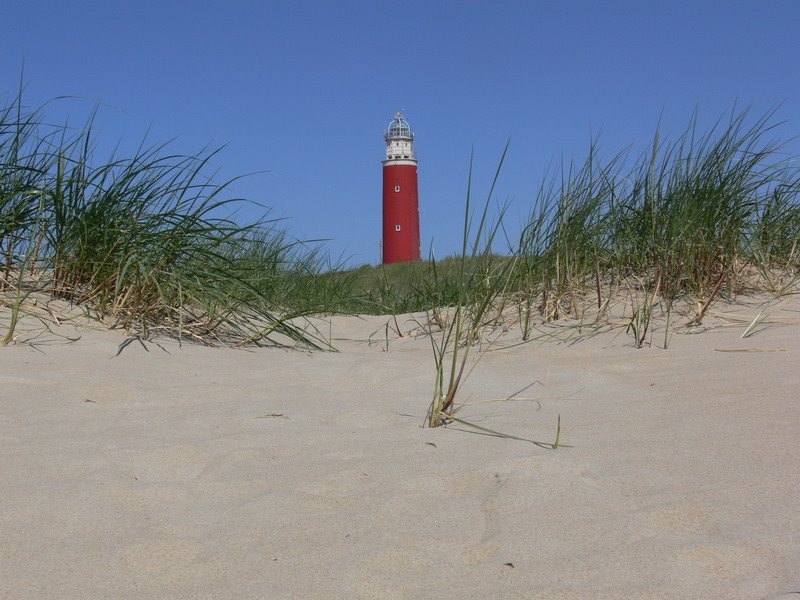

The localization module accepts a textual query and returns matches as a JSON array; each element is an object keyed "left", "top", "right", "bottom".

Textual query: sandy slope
[{"left": 1, "top": 298, "right": 799, "bottom": 599}]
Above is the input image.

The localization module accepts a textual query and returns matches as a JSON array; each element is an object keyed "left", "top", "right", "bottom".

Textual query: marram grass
[
  {"left": 0, "top": 91, "right": 343, "bottom": 348},
  {"left": 2, "top": 92, "right": 798, "bottom": 361}
]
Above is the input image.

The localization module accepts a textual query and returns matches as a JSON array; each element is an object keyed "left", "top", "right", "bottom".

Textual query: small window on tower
[
  {"left": 395, "top": 224, "right": 401, "bottom": 231},
  {"left": 394, "top": 185, "right": 400, "bottom": 192}
]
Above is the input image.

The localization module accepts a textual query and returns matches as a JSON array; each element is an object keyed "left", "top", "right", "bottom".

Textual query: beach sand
[{"left": 1, "top": 297, "right": 799, "bottom": 599}]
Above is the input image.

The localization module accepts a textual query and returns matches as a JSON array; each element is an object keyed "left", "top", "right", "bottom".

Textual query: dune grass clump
[
  {"left": 512, "top": 107, "right": 800, "bottom": 346},
  {"left": 425, "top": 147, "right": 516, "bottom": 427},
  {"left": 0, "top": 91, "right": 337, "bottom": 347},
  {"left": 515, "top": 140, "right": 622, "bottom": 328}
]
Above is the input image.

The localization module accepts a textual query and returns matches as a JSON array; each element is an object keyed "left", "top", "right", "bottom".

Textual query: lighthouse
[{"left": 382, "top": 112, "right": 421, "bottom": 263}]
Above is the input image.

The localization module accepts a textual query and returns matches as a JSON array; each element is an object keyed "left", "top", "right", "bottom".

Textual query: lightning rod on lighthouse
[{"left": 382, "top": 111, "right": 421, "bottom": 263}]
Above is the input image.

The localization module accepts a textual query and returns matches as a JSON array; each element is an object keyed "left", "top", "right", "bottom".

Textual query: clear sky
[{"left": 3, "top": 1, "right": 799, "bottom": 265}]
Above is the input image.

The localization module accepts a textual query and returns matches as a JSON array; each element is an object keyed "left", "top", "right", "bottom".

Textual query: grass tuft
[{"left": 0, "top": 90, "right": 343, "bottom": 348}]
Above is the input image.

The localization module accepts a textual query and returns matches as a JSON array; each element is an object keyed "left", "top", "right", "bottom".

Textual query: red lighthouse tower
[{"left": 382, "top": 112, "right": 421, "bottom": 263}]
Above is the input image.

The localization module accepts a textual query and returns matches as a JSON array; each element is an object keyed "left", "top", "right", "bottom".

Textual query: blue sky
[{"left": 3, "top": 1, "right": 799, "bottom": 265}]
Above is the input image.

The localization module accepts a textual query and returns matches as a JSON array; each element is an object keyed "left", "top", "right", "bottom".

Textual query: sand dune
[{"left": 1, "top": 298, "right": 799, "bottom": 599}]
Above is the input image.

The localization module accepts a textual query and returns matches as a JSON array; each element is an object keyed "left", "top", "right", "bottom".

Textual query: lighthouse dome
[{"left": 386, "top": 112, "right": 413, "bottom": 140}]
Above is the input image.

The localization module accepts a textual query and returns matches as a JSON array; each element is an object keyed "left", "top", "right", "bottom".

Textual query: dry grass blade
[
  {"left": 443, "top": 413, "right": 565, "bottom": 449},
  {"left": 741, "top": 306, "right": 770, "bottom": 339},
  {"left": 714, "top": 348, "right": 785, "bottom": 352}
]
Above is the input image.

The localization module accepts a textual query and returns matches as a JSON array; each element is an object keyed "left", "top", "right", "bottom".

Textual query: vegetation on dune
[
  {"left": 0, "top": 91, "right": 340, "bottom": 347},
  {"left": 342, "top": 109, "right": 799, "bottom": 427},
  {"left": 511, "top": 108, "right": 799, "bottom": 347},
  {"left": 318, "top": 109, "right": 799, "bottom": 333},
  {"left": 325, "top": 255, "right": 510, "bottom": 315},
  {"left": 2, "top": 88, "right": 798, "bottom": 439},
  {"left": 2, "top": 89, "right": 798, "bottom": 360}
]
